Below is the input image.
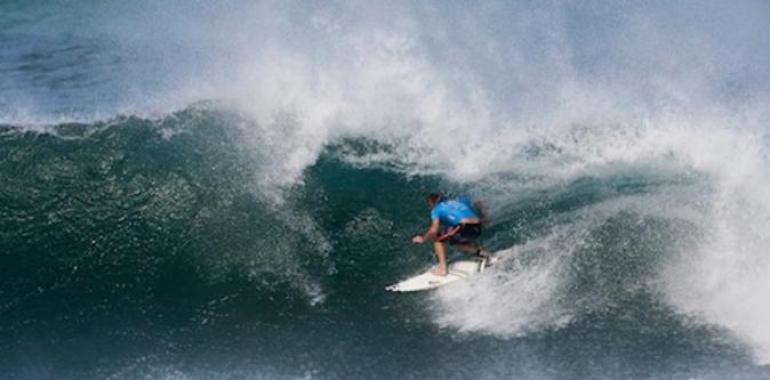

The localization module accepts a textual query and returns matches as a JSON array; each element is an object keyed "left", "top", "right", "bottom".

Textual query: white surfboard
[{"left": 385, "top": 257, "right": 497, "bottom": 292}]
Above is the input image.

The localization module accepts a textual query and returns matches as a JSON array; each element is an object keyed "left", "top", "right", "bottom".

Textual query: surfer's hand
[{"left": 411, "top": 235, "right": 425, "bottom": 244}]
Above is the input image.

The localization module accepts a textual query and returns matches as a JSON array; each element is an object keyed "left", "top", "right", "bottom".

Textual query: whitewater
[{"left": 1, "top": 1, "right": 770, "bottom": 379}]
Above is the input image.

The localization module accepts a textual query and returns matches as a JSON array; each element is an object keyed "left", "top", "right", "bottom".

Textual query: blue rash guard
[{"left": 430, "top": 197, "right": 478, "bottom": 227}]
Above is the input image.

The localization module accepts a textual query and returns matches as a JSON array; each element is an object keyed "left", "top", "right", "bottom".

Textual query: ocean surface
[{"left": 2, "top": 1, "right": 770, "bottom": 379}]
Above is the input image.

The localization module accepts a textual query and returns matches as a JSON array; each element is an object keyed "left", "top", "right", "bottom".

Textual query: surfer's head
[{"left": 426, "top": 193, "right": 444, "bottom": 208}]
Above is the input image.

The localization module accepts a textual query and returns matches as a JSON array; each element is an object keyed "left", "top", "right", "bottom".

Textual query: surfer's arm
[{"left": 411, "top": 219, "right": 440, "bottom": 244}]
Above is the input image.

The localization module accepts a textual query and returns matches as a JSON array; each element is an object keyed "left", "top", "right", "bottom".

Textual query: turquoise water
[{"left": 2, "top": 2, "right": 770, "bottom": 379}]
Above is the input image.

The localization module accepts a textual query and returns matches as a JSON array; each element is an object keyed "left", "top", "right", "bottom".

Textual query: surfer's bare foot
[{"left": 431, "top": 266, "right": 448, "bottom": 276}]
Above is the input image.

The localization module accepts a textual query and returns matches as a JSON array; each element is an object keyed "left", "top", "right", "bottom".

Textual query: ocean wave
[{"left": 3, "top": 0, "right": 770, "bottom": 376}]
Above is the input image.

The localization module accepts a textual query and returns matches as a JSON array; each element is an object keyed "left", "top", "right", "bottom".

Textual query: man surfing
[{"left": 411, "top": 193, "right": 490, "bottom": 276}]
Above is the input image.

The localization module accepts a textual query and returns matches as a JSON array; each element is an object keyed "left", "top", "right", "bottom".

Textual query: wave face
[{"left": 2, "top": 1, "right": 770, "bottom": 379}]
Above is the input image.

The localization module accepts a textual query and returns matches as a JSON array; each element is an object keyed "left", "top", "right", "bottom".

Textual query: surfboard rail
[{"left": 385, "top": 257, "right": 496, "bottom": 292}]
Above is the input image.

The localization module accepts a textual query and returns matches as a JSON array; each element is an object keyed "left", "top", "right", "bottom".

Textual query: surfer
[{"left": 411, "top": 193, "right": 490, "bottom": 276}]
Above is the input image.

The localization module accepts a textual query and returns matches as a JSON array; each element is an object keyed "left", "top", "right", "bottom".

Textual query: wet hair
[{"left": 426, "top": 193, "right": 444, "bottom": 205}]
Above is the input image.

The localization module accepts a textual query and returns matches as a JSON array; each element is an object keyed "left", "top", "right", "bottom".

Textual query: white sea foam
[
  {"left": 659, "top": 128, "right": 770, "bottom": 364},
  {"left": 431, "top": 235, "right": 577, "bottom": 336}
]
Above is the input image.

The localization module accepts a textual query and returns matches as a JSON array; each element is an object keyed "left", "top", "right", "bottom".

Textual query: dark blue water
[{"left": 2, "top": 2, "right": 770, "bottom": 379}]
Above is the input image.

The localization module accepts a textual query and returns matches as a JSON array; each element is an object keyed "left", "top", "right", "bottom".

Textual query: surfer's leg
[
  {"left": 456, "top": 243, "right": 490, "bottom": 258},
  {"left": 432, "top": 241, "right": 448, "bottom": 276},
  {"left": 452, "top": 224, "right": 489, "bottom": 258}
]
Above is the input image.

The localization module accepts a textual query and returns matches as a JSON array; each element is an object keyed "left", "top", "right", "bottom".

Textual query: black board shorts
[{"left": 440, "top": 223, "right": 482, "bottom": 245}]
